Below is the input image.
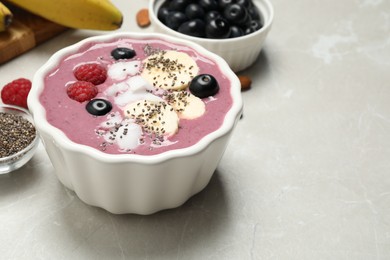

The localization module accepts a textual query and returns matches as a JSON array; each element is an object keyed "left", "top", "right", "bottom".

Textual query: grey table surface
[{"left": 1, "top": 0, "right": 390, "bottom": 259}]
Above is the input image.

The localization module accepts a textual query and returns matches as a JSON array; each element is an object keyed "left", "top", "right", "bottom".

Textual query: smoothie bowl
[{"left": 28, "top": 32, "right": 242, "bottom": 214}]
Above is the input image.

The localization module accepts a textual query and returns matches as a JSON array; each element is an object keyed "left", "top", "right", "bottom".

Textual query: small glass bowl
[{"left": 0, "top": 104, "right": 40, "bottom": 174}]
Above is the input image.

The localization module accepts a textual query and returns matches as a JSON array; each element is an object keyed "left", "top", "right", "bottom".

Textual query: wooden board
[{"left": 0, "top": 5, "right": 68, "bottom": 64}]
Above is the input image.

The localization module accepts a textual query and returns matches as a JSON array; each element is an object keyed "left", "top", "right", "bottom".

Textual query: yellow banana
[
  {"left": 4, "top": 0, "right": 122, "bottom": 30},
  {"left": 0, "top": 1, "right": 13, "bottom": 32}
]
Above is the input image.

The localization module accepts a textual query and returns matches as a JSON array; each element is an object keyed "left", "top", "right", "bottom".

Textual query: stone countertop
[{"left": 1, "top": 0, "right": 389, "bottom": 259}]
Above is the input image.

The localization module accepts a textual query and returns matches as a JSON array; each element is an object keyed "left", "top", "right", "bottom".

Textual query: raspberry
[
  {"left": 74, "top": 63, "right": 107, "bottom": 85},
  {"left": 67, "top": 81, "right": 98, "bottom": 102},
  {"left": 1, "top": 78, "right": 32, "bottom": 109}
]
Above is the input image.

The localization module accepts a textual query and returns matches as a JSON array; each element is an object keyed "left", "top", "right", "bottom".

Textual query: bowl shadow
[
  {"left": 241, "top": 47, "right": 271, "bottom": 78},
  {"left": 0, "top": 156, "right": 41, "bottom": 197},
  {"left": 58, "top": 169, "right": 229, "bottom": 258}
]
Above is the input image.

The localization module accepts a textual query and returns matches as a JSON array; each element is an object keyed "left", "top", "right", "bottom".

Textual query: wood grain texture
[{"left": 0, "top": 5, "right": 68, "bottom": 64}]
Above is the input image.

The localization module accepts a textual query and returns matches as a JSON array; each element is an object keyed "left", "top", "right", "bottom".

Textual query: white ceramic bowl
[
  {"left": 28, "top": 32, "right": 243, "bottom": 214},
  {"left": 0, "top": 104, "right": 40, "bottom": 174},
  {"left": 149, "top": 0, "right": 274, "bottom": 72}
]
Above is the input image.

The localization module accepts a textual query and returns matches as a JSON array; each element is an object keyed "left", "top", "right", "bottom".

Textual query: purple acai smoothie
[{"left": 40, "top": 37, "right": 233, "bottom": 155}]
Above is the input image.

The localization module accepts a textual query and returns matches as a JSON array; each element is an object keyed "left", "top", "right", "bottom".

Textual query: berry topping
[
  {"left": 229, "top": 25, "right": 244, "bottom": 37},
  {"left": 86, "top": 99, "right": 112, "bottom": 116},
  {"left": 199, "top": 0, "right": 219, "bottom": 11},
  {"left": 248, "top": 19, "right": 262, "bottom": 31},
  {"left": 166, "top": 11, "right": 188, "bottom": 30},
  {"left": 157, "top": 0, "right": 263, "bottom": 38},
  {"left": 157, "top": 6, "right": 171, "bottom": 24},
  {"left": 205, "top": 17, "right": 231, "bottom": 38},
  {"left": 111, "top": 47, "right": 137, "bottom": 60},
  {"left": 189, "top": 74, "right": 219, "bottom": 98},
  {"left": 185, "top": 3, "right": 205, "bottom": 19},
  {"left": 169, "top": 0, "right": 192, "bottom": 11},
  {"left": 1, "top": 78, "right": 31, "bottom": 109},
  {"left": 205, "top": 10, "right": 222, "bottom": 23},
  {"left": 178, "top": 19, "right": 206, "bottom": 38},
  {"left": 74, "top": 63, "right": 107, "bottom": 85},
  {"left": 67, "top": 81, "right": 98, "bottom": 102},
  {"left": 218, "top": 0, "right": 236, "bottom": 10},
  {"left": 248, "top": 5, "right": 260, "bottom": 20},
  {"left": 236, "top": 0, "right": 252, "bottom": 9},
  {"left": 223, "top": 4, "right": 249, "bottom": 26}
]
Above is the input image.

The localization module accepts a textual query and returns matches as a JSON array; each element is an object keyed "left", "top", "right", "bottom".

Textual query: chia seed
[{"left": 0, "top": 112, "right": 36, "bottom": 158}]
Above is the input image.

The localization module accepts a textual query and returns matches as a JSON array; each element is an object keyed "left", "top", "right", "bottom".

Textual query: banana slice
[
  {"left": 124, "top": 100, "right": 179, "bottom": 137},
  {"left": 164, "top": 91, "right": 205, "bottom": 120},
  {"left": 141, "top": 50, "right": 199, "bottom": 91}
]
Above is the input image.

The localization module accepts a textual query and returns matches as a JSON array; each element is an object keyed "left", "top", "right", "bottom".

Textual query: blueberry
[
  {"left": 86, "top": 99, "right": 112, "bottom": 116},
  {"left": 199, "top": 0, "right": 219, "bottom": 11},
  {"left": 205, "top": 18, "right": 231, "bottom": 39},
  {"left": 248, "top": 6, "right": 261, "bottom": 20},
  {"left": 189, "top": 74, "right": 219, "bottom": 98},
  {"left": 243, "top": 19, "right": 262, "bottom": 35},
  {"left": 169, "top": 0, "right": 192, "bottom": 11},
  {"left": 244, "top": 26, "right": 256, "bottom": 35},
  {"left": 223, "top": 4, "right": 249, "bottom": 26},
  {"left": 178, "top": 19, "right": 206, "bottom": 37},
  {"left": 248, "top": 19, "right": 263, "bottom": 31},
  {"left": 160, "top": 0, "right": 172, "bottom": 8},
  {"left": 111, "top": 47, "right": 136, "bottom": 60},
  {"left": 166, "top": 11, "right": 188, "bottom": 30},
  {"left": 229, "top": 25, "right": 244, "bottom": 38},
  {"left": 157, "top": 6, "right": 171, "bottom": 24},
  {"left": 205, "top": 10, "right": 222, "bottom": 23},
  {"left": 236, "top": 0, "right": 251, "bottom": 9},
  {"left": 185, "top": 4, "right": 205, "bottom": 19},
  {"left": 218, "top": 0, "right": 236, "bottom": 10}
]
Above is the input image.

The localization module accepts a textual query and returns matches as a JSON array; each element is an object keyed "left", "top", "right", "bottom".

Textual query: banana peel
[
  {"left": 0, "top": 1, "right": 13, "bottom": 32},
  {"left": 3, "top": 0, "right": 123, "bottom": 31},
  {"left": 0, "top": 4, "right": 68, "bottom": 64},
  {"left": 0, "top": 0, "right": 124, "bottom": 64}
]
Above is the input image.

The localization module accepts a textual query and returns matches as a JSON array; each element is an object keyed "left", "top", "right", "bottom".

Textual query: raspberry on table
[
  {"left": 1, "top": 78, "right": 32, "bottom": 109},
  {"left": 73, "top": 63, "right": 107, "bottom": 85},
  {"left": 67, "top": 81, "right": 98, "bottom": 102}
]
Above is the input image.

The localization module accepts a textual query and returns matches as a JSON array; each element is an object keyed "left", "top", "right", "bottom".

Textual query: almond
[
  {"left": 238, "top": 75, "right": 252, "bottom": 91},
  {"left": 136, "top": 9, "right": 151, "bottom": 28}
]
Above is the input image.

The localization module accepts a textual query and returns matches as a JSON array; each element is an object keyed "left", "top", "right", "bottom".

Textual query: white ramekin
[
  {"left": 149, "top": 0, "right": 274, "bottom": 72},
  {"left": 28, "top": 32, "right": 243, "bottom": 214}
]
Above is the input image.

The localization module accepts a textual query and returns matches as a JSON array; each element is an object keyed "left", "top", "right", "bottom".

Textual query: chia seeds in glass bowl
[{"left": 0, "top": 104, "right": 39, "bottom": 174}]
